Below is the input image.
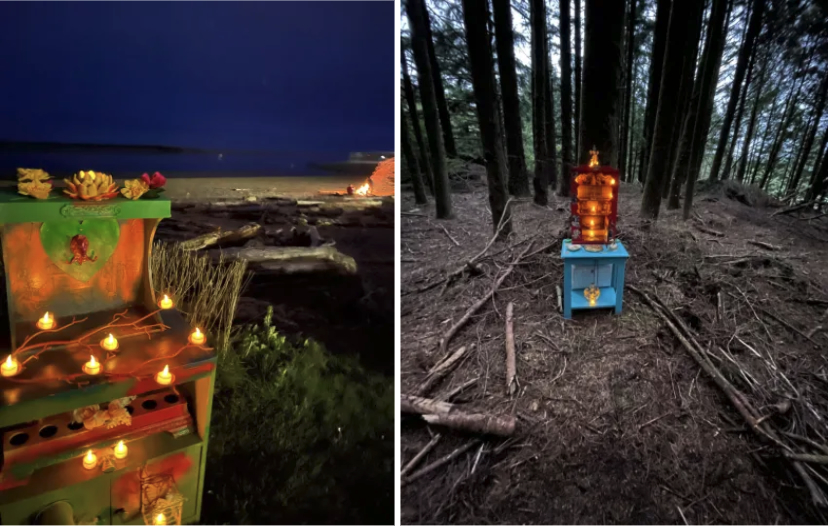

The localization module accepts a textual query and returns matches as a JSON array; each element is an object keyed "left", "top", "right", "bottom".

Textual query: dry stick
[
  {"left": 439, "top": 224, "right": 460, "bottom": 247},
  {"left": 437, "top": 377, "right": 479, "bottom": 402},
  {"left": 782, "top": 431, "right": 829, "bottom": 455},
  {"left": 400, "top": 433, "right": 442, "bottom": 479},
  {"left": 505, "top": 302, "right": 517, "bottom": 396},
  {"left": 784, "top": 453, "right": 828, "bottom": 465},
  {"left": 438, "top": 243, "right": 534, "bottom": 356},
  {"left": 692, "top": 223, "right": 724, "bottom": 237},
  {"left": 630, "top": 286, "right": 826, "bottom": 509},
  {"left": 747, "top": 240, "right": 781, "bottom": 251},
  {"left": 402, "top": 440, "right": 480, "bottom": 486},
  {"left": 771, "top": 199, "right": 817, "bottom": 217},
  {"left": 401, "top": 394, "right": 454, "bottom": 416},
  {"left": 757, "top": 307, "right": 821, "bottom": 348},
  {"left": 416, "top": 345, "right": 471, "bottom": 397}
]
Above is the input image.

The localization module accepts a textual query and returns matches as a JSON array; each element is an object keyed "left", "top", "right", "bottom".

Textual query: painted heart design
[{"left": 40, "top": 219, "right": 120, "bottom": 282}]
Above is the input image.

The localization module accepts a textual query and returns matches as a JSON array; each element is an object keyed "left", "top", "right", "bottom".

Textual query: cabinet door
[
  {"left": 596, "top": 264, "right": 613, "bottom": 287},
  {"left": 571, "top": 264, "right": 596, "bottom": 289},
  {"left": 0, "top": 475, "right": 111, "bottom": 525}
]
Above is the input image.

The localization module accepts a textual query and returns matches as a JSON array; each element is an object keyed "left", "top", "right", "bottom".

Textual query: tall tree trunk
[
  {"left": 619, "top": 0, "right": 637, "bottom": 184},
  {"left": 574, "top": 0, "right": 583, "bottom": 158},
  {"left": 637, "top": 0, "right": 670, "bottom": 184},
  {"left": 421, "top": 0, "right": 457, "bottom": 158},
  {"left": 641, "top": 0, "right": 703, "bottom": 219},
  {"left": 682, "top": 0, "right": 730, "bottom": 219},
  {"left": 804, "top": 131, "right": 828, "bottom": 202},
  {"left": 530, "top": 0, "right": 549, "bottom": 205},
  {"left": 579, "top": 0, "right": 626, "bottom": 169},
  {"left": 760, "top": 72, "right": 807, "bottom": 189},
  {"left": 627, "top": 55, "right": 640, "bottom": 182},
  {"left": 787, "top": 74, "right": 828, "bottom": 195},
  {"left": 735, "top": 54, "right": 768, "bottom": 183},
  {"left": 402, "top": 49, "right": 434, "bottom": 195},
  {"left": 559, "top": 0, "right": 574, "bottom": 196},
  {"left": 402, "top": 107, "right": 428, "bottom": 204},
  {"left": 406, "top": 0, "right": 453, "bottom": 218},
  {"left": 492, "top": 0, "right": 530, "bottom": 197},
  {"left": 721, "top": 43, "right": 758, "bottom": 180},
  {"left": 708, "top": 0, "right": 764, "bottom": 181},
  {"left": 544, "top": 42, "right": 558, "bottom": 189},
  {"left": 461, "top": 0, "right": 512, "bottom": 234},
  {"left": 749, "top": 94, "right": 778, "bottom": 185},
  {"left": 663, "top": 0, "right": 704, "bottom": 202}
]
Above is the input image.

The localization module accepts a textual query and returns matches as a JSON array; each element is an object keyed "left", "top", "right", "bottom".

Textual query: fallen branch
[
  {"left": 784, "top": 453, "right": 828, "bottom": 465},
  {"left": 757, "top": 307, "right": 821, "bottom": 348},
  {"left": 747, "top": 240, "right": 781, "bottom": 251},
  {"left": 438, "top": 243, "right": 533, "bottom": 356},
  {"left": 629, "top": 285, "right": 826, "bottom": 509},
  {"left": 416, "top": 345, "right": 471, "bottom": 397},
  {"left": 439, "top": 224, "right": 460, "bottom": 247},
  {"left": 693, "top": 223, "right": 724, "bottom": 237},
  {"left": 505, "top": 302, "right": 517, "bottom": 396},
  {"left": 771, "top": 200, "right": 817, "bottom": 217},
  {"left": 213, "top": 246, "right": 358, "bottom": 275},
  {"left": 402, "top": 440, "right": 480, "bottom": 486},
  {"left": 401, "top": 394, "right": 516, "bottom": 436},
  {"left": 437, "top": 377, "right": 479, "bottom": 402},
  {"left": 400, "top": 433, "right": 442, "bottom": 479}
]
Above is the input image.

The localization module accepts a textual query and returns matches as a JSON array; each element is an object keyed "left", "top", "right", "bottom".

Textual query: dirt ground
[{"left": 400, "top": 181, "right": 827, "bottom": 525}]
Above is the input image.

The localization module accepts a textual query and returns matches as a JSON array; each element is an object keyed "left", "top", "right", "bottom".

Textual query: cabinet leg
[{"left": 563, "top": 263, "right": 572, "bottom": 319}]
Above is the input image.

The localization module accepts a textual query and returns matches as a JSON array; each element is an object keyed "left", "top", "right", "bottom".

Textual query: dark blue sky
[{"left": 0, "top": 1, "right": 393, "bottom": 155}]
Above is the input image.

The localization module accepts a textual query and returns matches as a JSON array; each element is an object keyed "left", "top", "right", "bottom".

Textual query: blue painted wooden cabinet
[{"left": 561, "top": 240, "right": 629, "bottom": 319}]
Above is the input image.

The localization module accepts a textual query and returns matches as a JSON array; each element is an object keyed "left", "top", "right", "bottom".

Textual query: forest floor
[{"left": 400, "top": 179, "right": 827, "bottom": 525}]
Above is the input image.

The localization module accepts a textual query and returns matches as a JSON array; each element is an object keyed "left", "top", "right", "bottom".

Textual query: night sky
[{"left": 0, "top": 1, "right": 393, "bottom": 165}]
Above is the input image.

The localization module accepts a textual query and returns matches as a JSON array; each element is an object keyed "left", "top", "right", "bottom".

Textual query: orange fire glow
[{"left": 354, "top": 182, "right": 371, "bottom": 196}]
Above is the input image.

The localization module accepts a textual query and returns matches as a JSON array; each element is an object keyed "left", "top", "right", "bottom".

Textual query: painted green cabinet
[{"left": 0, "top": 188, "right": 215, "bottom": 525}]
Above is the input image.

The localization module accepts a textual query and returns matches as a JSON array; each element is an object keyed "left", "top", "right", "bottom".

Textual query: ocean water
[{"left": 0, "top": 149, "right": 361, "bottom": 178}]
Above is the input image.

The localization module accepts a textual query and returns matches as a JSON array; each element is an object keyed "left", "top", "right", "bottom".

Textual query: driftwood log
[
  {"left": 178, "top": 223, "right": 262, "bottom": 251},
  {"left": 212, "top": 246, "right": 358, "bottom": 275},
  {"left": 401, "top": 394, "right": 516, "bottom": 437}
]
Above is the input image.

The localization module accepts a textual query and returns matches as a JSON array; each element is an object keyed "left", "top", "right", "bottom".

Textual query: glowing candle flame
[
  {"left": 83, "top": 449, "right": 97, "bottom": 469},
  {"left": 6, "top": 355, "right": 13, "bottom": 367},
  {"left": 37, "top": 312, "right": 54, "bottom": 330},
  {"left": 189, "top": 327, "right": 205, "bottom": 345},
  {"left": 114, "top": 440, "right": 128, "bottom": 459},
  {"left": 84, "top": 355, "right": 101, "bottom": 375},
  {"left": 159, "top": 294, "right": 174, "bottom": 309},
  {"left": 155, "top": 513, "right": 165, "bottom": 525},
  {"left": 156, "top": 365, "right": 173, "bottom": 385},
  {"left": 2, "top": 355, "right": 20, "bottom": 377},
  {"left": 100, "top": 333, "right": 118, "bottom": 351}
]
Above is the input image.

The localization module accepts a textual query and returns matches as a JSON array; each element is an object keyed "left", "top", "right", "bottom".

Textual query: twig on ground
[
  {"left": 437, "top": 377, "right": 479, "bottom": 402},
  {"left": 747, "top": 240, "right": 781, "bottom": 251},
  {"left": 416, "top": 345, "right": 472, "bottom": 397},
  {"left": 402, "top": 440, "right": 480, "bottom": 486},
  {"left": 693, "top": 223, "right": 724, "bottom": 237},
  {"left": 439, "top": 224, "right": 460, "bottom": 247},
  {"left": 401, "top": 433, "right": 442, "bottom": 479}
]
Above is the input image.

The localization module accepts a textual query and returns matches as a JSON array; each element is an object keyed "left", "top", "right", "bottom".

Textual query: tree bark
[
  {"left": 421, "top": 0, "right": 457, "bottom": 157},
  {"left": 574, "top": 0, "right": 583, "bottom": 158},
  {"left": 804, "top": 132, "right": 828, "bottom": 202},
  {"left": 787, "top": 74, "right": 828, "bottom": 195},
  {"left": 492, "top": 0, "right": 530, "bottom": 197},
  {"left": 735, "top": 55, "right": 769, "bottom": 183},
  {"left": 708, "top": 0, "right": 765, "bottom": 181},
  {"left": 406, "top": 0, "right": 453, "bottom": 219},
  {"left": 402, "top": 107, "right": 429, "bottom": 204},
  {"left": 619, "top": 0, "right": 636, "bottom": 184},
  {"left": 663, "top": 0, "right": 705, "bottom": 203},
  {"left": 544, "top": 40, "right": 558, "bottom": 189},
  {"left": 402, "top": 48, "right": 434, "bottom": 194},
  {"left": 749, "top": 94, "right": 778, "bottom": 185},
  {"left": 760, "top": 74, "right": 805, "bottom": 189},
  {"left": 722, "top": 42, "right": 758, "bottom": 180},
  {"left": 559, "top": 0, "right": 574, "bottom": 197},
  {"left": 682, "top": 0, "right": 731, "bottom": 219},
  {"left": 530, "top": 0, "right": 549, "bottom": 205},
  {"left": 580, "top": 0, "right": 626, "bottom": 169},
  {"left": 641, "top": 0, "right": 703, "bottom": 219},
  {"left": 461, "top": 0, "right": 512, "bottom": 235},
  {"left": 637, "top": 0, "right": 670, "bottom": 184}
]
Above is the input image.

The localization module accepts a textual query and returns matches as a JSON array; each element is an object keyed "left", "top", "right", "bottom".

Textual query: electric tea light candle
[
  {"left": 156, "top": 365, "right": 173, "bottom": 386},
  {"left": 189, "top": 327, "right": 205, "bottom": 345},
  {"left": 113, "top": 440, "right": 128, "bottom": 460},
  {"left": 158, "top": 294, "right": 173, "bottom": 309},
  {"left": 37, "top": 311, "right": 54, "bottom": 330},
  {"left": 83, "top": 355, "right": 101, "bottom": 375},
  {"left": 154, "top": 513, "right": 166, "bottom": 525},
  {"left": 83, "top": 450, "right": 97, "bottom": 470},
  {"left": 1, "top": 355, "right": 20, "bottom": 377},
  {"left": 100, "top": 333, "right": 119, "bottom": 351}
]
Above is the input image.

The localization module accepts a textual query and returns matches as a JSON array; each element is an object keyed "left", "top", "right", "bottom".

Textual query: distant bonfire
[{"left": 345, "top": 157, "right": 394, "bottom": 197}]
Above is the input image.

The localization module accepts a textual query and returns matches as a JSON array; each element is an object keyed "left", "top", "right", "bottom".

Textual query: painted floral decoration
[
  {"left": 64, "top": 170, "right": 119, "bottom": 201},
  {"left": 17, "top": 167, "right": 53, "bottom": 199},
  {"left": 121, "top": 178, "right": 150, "bottom": 200},
  {"left": 140, "top": 172, "right": 167, "bottom": 198}
]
